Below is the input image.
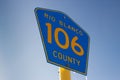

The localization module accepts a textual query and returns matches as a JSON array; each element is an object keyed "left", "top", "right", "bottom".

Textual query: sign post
[
  {"left": 59, "top": 68, "right": 71, "bottom": 80},
  {"left": 35, "top": 7, "right": 90, "bottom": 78}
]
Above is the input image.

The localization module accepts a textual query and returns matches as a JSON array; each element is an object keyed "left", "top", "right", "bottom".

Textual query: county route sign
[{"left": 35, "top": 8, "right": 90, "bottom": 75}]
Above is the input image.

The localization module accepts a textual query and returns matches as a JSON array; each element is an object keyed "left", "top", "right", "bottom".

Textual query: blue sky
[{"left": 0, "top": 0, "right": 120, "bottom": 80}]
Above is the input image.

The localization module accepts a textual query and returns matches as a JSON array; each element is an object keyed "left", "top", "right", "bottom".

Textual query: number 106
[{"left": 46, "top": 23, "right": 84, "bottom": 56}]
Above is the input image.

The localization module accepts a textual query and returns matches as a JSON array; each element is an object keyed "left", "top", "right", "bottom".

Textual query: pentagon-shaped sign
[{"left": 35, "top": 8, "right": 90, "bottom": 75}]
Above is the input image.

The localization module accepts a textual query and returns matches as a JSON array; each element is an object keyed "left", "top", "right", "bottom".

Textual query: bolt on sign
[{"left": 35, "top": 8, "right": 90, "bottom": 76}]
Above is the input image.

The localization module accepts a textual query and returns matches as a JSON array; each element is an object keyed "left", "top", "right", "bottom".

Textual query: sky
[{"left": 0, "top": 0, "right": 120, "bottom": 80}]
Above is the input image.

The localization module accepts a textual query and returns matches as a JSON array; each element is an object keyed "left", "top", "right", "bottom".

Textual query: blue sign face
[{"left": 35, "top": 8, "right": 90, "bottom": 75}]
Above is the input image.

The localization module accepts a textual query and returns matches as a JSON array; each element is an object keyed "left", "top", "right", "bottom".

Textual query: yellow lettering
[
  {"left": 46, "top": 23, "right": 52, "bottom": 43},
  {"left": 52, "top": 50, "right": 81, "bottom": 66},
  {"left": 71, "top": 36, "right": 84, "bottom": 56},
  {"left": 76, "top": 59, "right": 80, "bottom": 66},
  {"left": 63, "top": 54, "right": 67, "bottom": 62},
  {"left": 67, "top": 56, "right": 73, "bottom": 63},
  {"left": 53, "top": 50, "right": 57, "bottom": 58},
  {"left": 54, "top": 28, "right": 69, "bottom": 49},
  {"left": 59, "top": 20, "right": 83, "bottom": 36},
  {"left": 44, "top": 13, "right": 48, "bottom": 18},
  {"left": 71, "top": 26, "right": 76, "bottom": 32},
  {"left": 59, "top": 20, "right": 64, "bottom": 26},
  {"left": 72, "top": 58, "right": 76, "bottom": 64},
  {"left": 58, "top": 52, "right": 63, "bottom": 60},
  {"left": 44, "top": 13, "right": 56, "bottom": 22},
  {"left": 79, "top": 30, "right": 83, "bottom": 36}
]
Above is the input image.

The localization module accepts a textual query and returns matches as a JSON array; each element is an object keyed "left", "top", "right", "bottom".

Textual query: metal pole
[{"left": 59, "top": 67, "right": 71, "bottom": 80}]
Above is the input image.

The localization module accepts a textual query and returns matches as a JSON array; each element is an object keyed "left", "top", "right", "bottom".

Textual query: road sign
[{"left": 35, "top": 8, "right": 90, "bottom": 75}]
